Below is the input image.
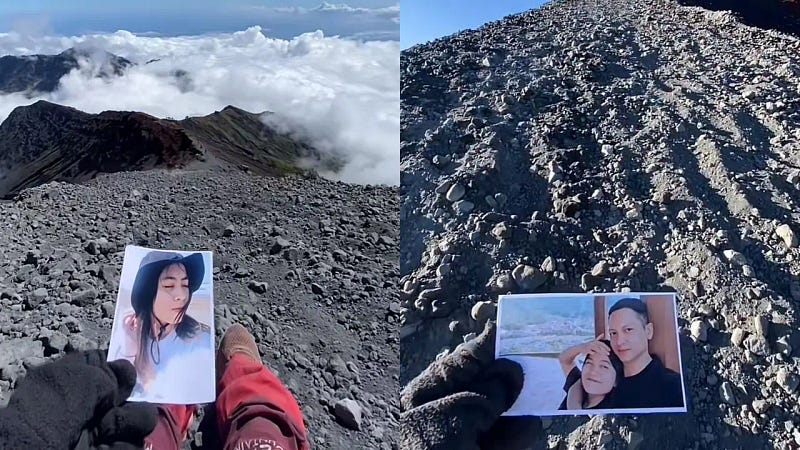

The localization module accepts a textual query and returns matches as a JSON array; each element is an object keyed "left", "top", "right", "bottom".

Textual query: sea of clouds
[{"left": 0, "top": 23, "right": 399, "bottom": 185}]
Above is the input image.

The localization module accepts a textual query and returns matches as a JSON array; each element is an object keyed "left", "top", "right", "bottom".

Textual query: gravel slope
[
  {"left": 400, "top": 0, "right": 800, "bottom": 448},
  {"left": 0, "top": 169, "right": 399, "bottom": 449}
]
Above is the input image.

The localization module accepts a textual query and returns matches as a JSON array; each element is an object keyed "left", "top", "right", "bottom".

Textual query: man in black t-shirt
[{"left": 607, "top": 298, "right": 684, "bottom": 408}]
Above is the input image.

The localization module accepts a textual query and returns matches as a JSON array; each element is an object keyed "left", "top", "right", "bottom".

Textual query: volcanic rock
[
  {"left": 445, "top": 182, "right": 466, "bottom": 202},
  {"left": 247, "top": 281, "right": 268, "bottom": 294},
  {"left": 333, "top": 398, "right": 363, "bottom": 430},
  {"left": 776, "top": 367, "right": 799, "bottom": 394},
  {"left": 400, "top": 0, "right": 800, "bottom": 446},
  {"left": 470, "top": 301, "right": 496, "bottom": 324},
  {"left": 0, "top": 101, "right": 335, "bottom": 198},
  {"left": 690, "top": 320, "right": 708, "bottom": 342},
  {"left": 0, "top": 169, "right": 397, "bottom": 448},
  {"left": 776, "top": 224, "right": 798, "bottom": 248},
  {"left": 511, "top": 264, "right": 547, "bottom": 292}
]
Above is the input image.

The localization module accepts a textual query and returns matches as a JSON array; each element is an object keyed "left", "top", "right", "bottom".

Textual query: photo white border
[
  {"left": 106, "top": 245, "right": 217, "bottom": 404},
  {"left": 496, "top": 292, "right": 688, "bottom": 416}
]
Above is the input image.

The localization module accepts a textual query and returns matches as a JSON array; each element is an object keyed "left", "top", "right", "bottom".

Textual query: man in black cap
[{"left": 603, "top": 297, "right": 684, "bottom": 408}]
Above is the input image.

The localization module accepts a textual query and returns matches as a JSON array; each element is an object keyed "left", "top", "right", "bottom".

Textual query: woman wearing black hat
[{"left": 111, "top": 250, "right": 212, "bottom": 400}]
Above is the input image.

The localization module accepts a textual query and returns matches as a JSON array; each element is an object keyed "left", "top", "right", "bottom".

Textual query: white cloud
[
  {"left": 314, "top": 2, "right": 359, "bottom": 12},
  {"left": 255, "top": 2, "right": 399, "bottom": 37},
  {"left": 312, "top": 2, "right": 400, "bottom": 14},
  {"left": 270, "top": 2, "right": 399, "bottom": 15},
  {"left": 0, "top": 26, "right": 399, "bottom": 186}
]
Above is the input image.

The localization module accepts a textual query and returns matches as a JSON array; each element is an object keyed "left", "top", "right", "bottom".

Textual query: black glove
[
  {"left": 400, "top": 320, "right": 542, "bottom": 450},
  {"left": 0, "top": 349, "right": 158, "bottom": 450}
]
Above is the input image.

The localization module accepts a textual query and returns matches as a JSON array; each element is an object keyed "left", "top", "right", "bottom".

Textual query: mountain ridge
[
  {"left": 0, "top": 47, "right": 133, "bottom": 95},
  {"left": 0, "top": 101, "right": 333, "bottom": 198}
]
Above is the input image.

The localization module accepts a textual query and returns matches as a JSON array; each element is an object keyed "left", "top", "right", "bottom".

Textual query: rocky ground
[
  {"left": 401, "top": 0, "right": 800, "bottom": 448},
  {"left": 0, "top": 169, "right": 399, "bottom": 449}
]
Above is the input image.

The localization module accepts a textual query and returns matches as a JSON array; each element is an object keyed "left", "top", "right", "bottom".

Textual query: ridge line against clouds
[{"left": 0, "top": 27, "right": 400, "bottom": 186}]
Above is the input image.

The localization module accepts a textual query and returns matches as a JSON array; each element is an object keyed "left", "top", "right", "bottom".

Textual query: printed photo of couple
[{"left": 496, "top": 292, "right": 687, "bottom": 416}]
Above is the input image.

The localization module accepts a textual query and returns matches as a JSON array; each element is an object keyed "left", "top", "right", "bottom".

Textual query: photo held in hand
[
  {"left": 496, "top": 292, "right": 687, "bottom": 416},
  {"left": 107, "top": 245, "right": 216, "bottom": 404}
]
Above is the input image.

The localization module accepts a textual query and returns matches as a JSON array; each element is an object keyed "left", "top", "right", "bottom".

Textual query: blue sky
[
  {"left": 0, "top": 1, "right": 399, "bottom": 40},
  {"left": 401, "top": 0, "right": 550, "bottom": 49},
  {"left": 500, "top": 295, "right": 595, "bottom": 327}
]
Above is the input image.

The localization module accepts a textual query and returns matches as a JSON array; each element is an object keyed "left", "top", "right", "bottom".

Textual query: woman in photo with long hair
[{"left": 111, "top": 251, "right": 212, "bottom": 399}]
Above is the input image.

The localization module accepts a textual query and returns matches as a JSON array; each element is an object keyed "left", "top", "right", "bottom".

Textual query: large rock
[
  {"left": 470, "top": 301, "right": 496, "bottom": 323},
  {"left": 32, "top": 287, "right": 48, "bottom": 302},
  {"left": 85, "top": 238, "right": 113, "bottom": 255},
  {"left": 722, "top": 249, "right": 748, "bottom": 266},
  {"left": 0, "top": 339, "right": 44, "bottom": 368},
  {"left": 775, "top": 224, "right": 798, "bottom": 248},
  {"left": 690, "top": 320, "right": 708, "bottom": 342},
  {"left": 445, "top": 182, "right": 466, "bottom": 202},
  {"left": 776, "top": 367, "right": 799, "bottom": 393},
  {"left": 25, "top": 287, "right": 48, "bottom": 309},
  {"left": 70, "top": 289, "right": 98, "bottom": 306},
  {"left": 333, "top": 398, "right": 363, "bottom": 430},
  {"left": 511, "top": 264, "right": 547, "bottom": 292},
  {"left": 743, "top": 335, "right": 769, "bottom": 356},
  {"left": 42, "top": 331, "right": 69, "bottom": 354},
  {"left": 730, "top": 328, "right": 746, "bottom": 347},
  {"left": 720, "top": 381, "right": 737, "bottom": 405},
  {"left": 247, "top": 280, "right": 268, "bottom": 294},
  {"left": 101, "top": 301, "right": 115, "bottom": 318},
  {"left": 269, "top": 237, "right": 291, "bottom": 255},
  {"left": 753, "top": 316, "right": 769, "bottom": 337},
  {"left": 453, "top": 200, "right": 474, "bottom": 214},
  {"left": 591, "top": 260, "right": 610, "bottom": 277}
]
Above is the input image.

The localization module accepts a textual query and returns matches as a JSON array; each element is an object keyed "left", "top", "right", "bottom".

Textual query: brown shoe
[{"left": 216, "top": 324, "right": 260, "bottom": 382}]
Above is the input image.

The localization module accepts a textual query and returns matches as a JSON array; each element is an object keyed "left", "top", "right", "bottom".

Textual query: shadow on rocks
[
  {"left": 678, "top": 0, "right": 800, "bottom": 37},
  {"left": 527, "top": 331, "right": 774, "bottom": 449},
  {"left": 668, "top": 123, "right": 796, "bottom": 303}
]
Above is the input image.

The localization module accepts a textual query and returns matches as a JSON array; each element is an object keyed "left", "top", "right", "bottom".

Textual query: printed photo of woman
[{"left": 108, "top": 247, "right": 215, "bottom": 404}]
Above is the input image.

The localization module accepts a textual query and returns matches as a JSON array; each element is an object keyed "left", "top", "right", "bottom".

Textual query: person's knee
[{"left": 223, "top": 410, "right": 308, "bottom": 450}]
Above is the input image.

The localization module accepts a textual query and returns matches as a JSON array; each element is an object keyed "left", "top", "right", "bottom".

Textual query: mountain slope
[
  {"left": 401, "top": 0, "right": 800, "bottom": 447},
  {"left": 0, "top": 47, "right": 133, "bottom": 95},
  {"left": 0, "top": 170, "right": 399, "bottom": 449},
  {"left": 178, "top": 106, "right": 339, "bottom": 176},
  {"left": 0, "top": 101, "right": 329, "bottom": 198}
]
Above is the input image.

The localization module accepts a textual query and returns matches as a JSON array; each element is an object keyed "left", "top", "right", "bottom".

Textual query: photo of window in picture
[
  {"left": 107, "top": 245, "right": 215, "bottom": 404},
  {"left": 496, "top": 292, "right": 687, "bottom": 416}
]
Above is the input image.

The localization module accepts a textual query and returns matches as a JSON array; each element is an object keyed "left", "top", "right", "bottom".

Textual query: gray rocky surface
[
  {"left": 400, "top": 0, "right": 800, "bottom": 448},
  {"left": 0, "top": 169, "right": 398, "bottom": 449}
]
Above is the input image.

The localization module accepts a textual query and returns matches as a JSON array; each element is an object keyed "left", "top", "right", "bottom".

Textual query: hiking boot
[{"left": 216, "top": 324, "right": 260, "bottom": 381}]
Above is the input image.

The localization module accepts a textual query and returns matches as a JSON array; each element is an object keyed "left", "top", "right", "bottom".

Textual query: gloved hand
[
  {"left": 400, "top": 320, "right": 542, "bottom": 450},
  {"left": 0, "top": 349, "right": 158, "bottom": 450}
]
